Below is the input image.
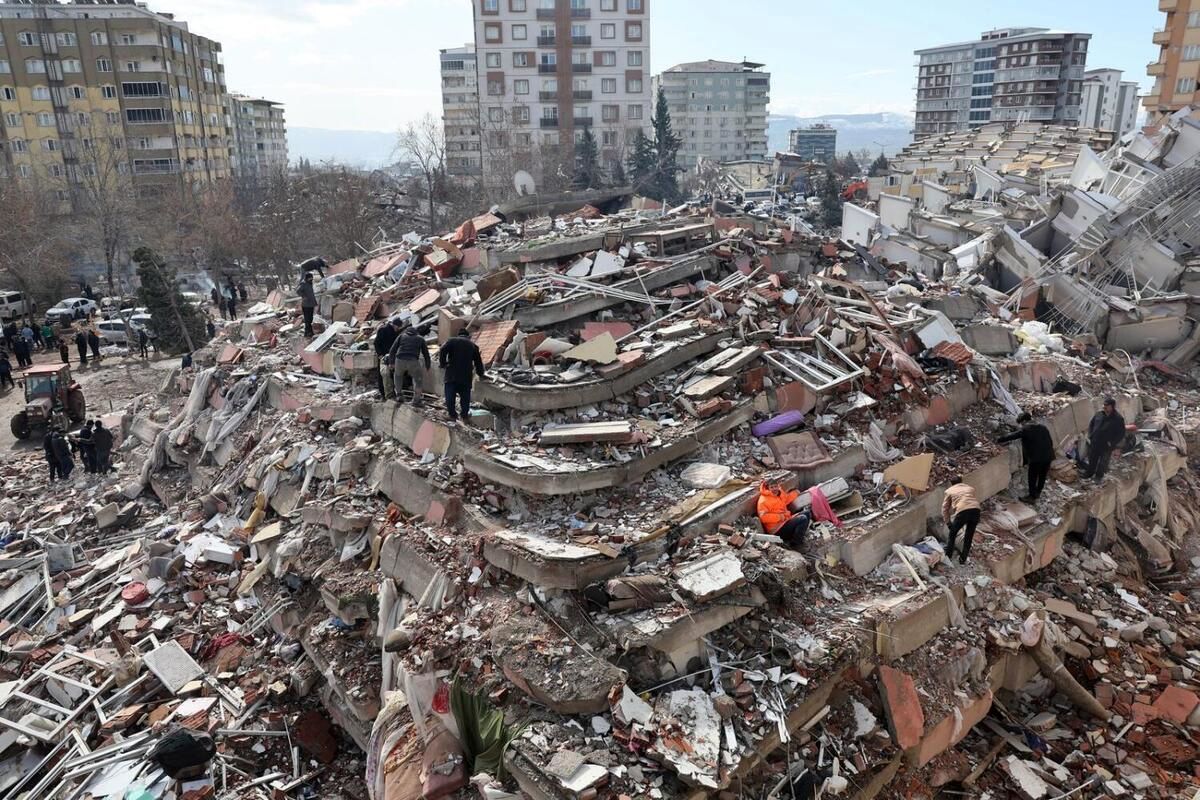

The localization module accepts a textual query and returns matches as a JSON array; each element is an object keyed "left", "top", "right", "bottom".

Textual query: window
[
  {"left": 1176, "top": 76, "right": 1197, "bottom": 94},
  {"left": 487, "top": 79, "right": 504, "bottom": 95},
  {"left": 17, "top": 165, "right": 31, "bottom": 178},
  {"left": 570, "top": 0, "right": 587, "bottom": 9},
  {"left": 540, "top": 53, "right": 556, "bottom": 66},
  {"left": 26, "top": 59, "right": 46, "bottom": 75},
  {"left": 43, "top": 138, "right": 59, "bottom": 151},
  {"left": 626, "top": 22, "right": 642, "bottom": 40},
  {"left": 48, "top": 164, "right": 64, "bottom": 178},
  {"left": 485, "top": 23, "right": 502, "bottom": 42},
  {"left": 12, "top": 139, "right": 27, "bottom": 153},
  {"left": 601, "top": 0, "right": 616, "bottom": 9},
  {"left": 1190, "top": 10, "right": 1200, "bottom": 26},
  {"left": 4, "top": 112, "right": 18, "bottom": 127},
  {"left": 602, "top": 77, "right": 616, "bottom": 93},
  {"left": 514, "top": 52, "right": 530, "bottom": 67},
  {"left": 543, "top": 78, "right": 558, "bottom": 92},
  {"left": 119, "top": 33, "right": 137, "bottom": 45},
  {"left": 488, "top": 106, "right": 504, "bottom": 122},
  {"left": 32, "top": 86, "right": 50, "bottom": 101},
  {"left": 57, "top": 32, "right": 77, "bottom": 46},
  {"left": 486, "top": 53, "right": 502, "bottom": 68},
  {"left": 1, "top": 87, "right": 14, "bottom": 100},
  {"left": 513, "top": 105, "right": 530, "bottom": 122},
  {"left": 598, "top": 51, "right": 616, "bottom": 66},
  {"left": 513, "top": 24, "right": 527, "bottom": 40},
  {"left": 37, "top": 112, "right": 53, "bottom": 127},
  {"left": 123, "top": 81, "right": 164, "bottom": 97},
  {"left": 628, "top": 51, "right": 642, "bottom": 66},
  {"left": 126, "top": 107, "right": 167, "bottom": 123},
  {"left": 542, "top": 106, "right": 558, "bottom": 119},
  {"left": 543, "top": 132, "right": 559, "bottom": 146},
  {"left": 106, "top": 111, "right": 120, "bottom": 125},
  {"left": 626, "top": 78, "right": 643, "bottom": 93},
  {"left": 512, "top": 0, "right": 527, "bottom": 9},
  {"left": 600, "top": 23, "right": 616, "bottom": 39},
  {"left": 602, "top": 104, "right": 619, "bottom": 122},
  {"left": 62, "top": 59, "right": 82, "bottom": 74},
  {"left": 0, "top": 61, "right": 9, "bottom": 75},
  {"left": 102, "top": 85, "right": 117, "bottom": 98},
  {"left": 97, "top": 58, "right": 113, "bottom": 73},
  {"left": 18, "top": 31, "right": 37, "bottom": 46},
  {"left": 482, "top": 0, "right": 499, "bottom": 10},
  {"left": 602, "top": 130, "right": 617, "bottom": 146},
  {"left": 91, "top": 31, "right": 108, "bottom": 46},
  {"left": 123, "top": 61, "right": 141, "bottom": 73},
  {"left": 627, "top": 0, "right": 642, "bottom": 9},
  {"left": 514, "top": 78, "right": 529, "bottom": 94},
  {"left": 1185, "top": 44, "right": 1200, "bottom": 61},
  {"left": 68, "top": 86, "right": 85, "bottom": 99},
  {"left": 628, "top": 104, "right": 643, "bottom": 120}
]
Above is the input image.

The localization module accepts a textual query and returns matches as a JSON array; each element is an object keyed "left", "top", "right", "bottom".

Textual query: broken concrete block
[
  {"left": 674, "top": 552, "right": 745, "bottom": 602},
  {"left": 561, "top": 332, "right": 618, "bottom": 365},
  {"left": 94, "top": 502, "right": 120, "bottom": 530},
  {"left": 877, "top": 665, "right": 924, "bottom": 750},
  {"left": 143, "top": 640, "right": 204, "bottom": 694}
]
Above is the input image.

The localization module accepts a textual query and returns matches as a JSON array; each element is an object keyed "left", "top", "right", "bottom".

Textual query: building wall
[
  {"left": 1145, "top": 0, "right": 1200, "bottom": 123},
  {"left": 652, "top": 61, "right": 769, "bottom": 169},
  {"left": 0, "top": 2, "right": 231, "bottom": 192},
  {"left": 788, "top": 125, "right": 837, "bottom": 163},
  {"left": 228, "top": 95, "right": 287, "bottom": 181},
  {"left": 470, "top": 0, "right": 651, "bottom": 190},
  {"left": 441, "top": 46, "right": 481, "bottom": 177},
  {"left": 1081, "top": 69, "right": 1138, "bottom": 136}
]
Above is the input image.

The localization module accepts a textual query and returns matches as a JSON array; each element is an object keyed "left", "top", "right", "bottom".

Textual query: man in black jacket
[
  {"left": 438, "top": 329, "right": 485, "bottom": 424},
  {"left": 997, "top": 412, "right": 1055, "bottom": 501},
  {"left": 92, "top": 419, "right": 114, "bottom": 473},
  {"left": 52, "top": 430, "right": 74, "bottom": 479},
  {"left": 1080, "top": 397, "right": 1126, "bottom": 481},
  {"left": 74, "top": 329, "right": 88, "bottom": 366},
  {"left": 297, "top": 273, "right": 317, "bottom": 337},
  {"left": 387, "top": 325, "right": 430, "bottom": 406},
  {"left": 374, "top": 318, "right": 402, "bottom": 399}
]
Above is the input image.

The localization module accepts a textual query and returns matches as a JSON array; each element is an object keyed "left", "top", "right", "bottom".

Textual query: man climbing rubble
[
  {"left": 941, "top": 475, "right": 980, "bottom": 564},
  {"left": 756, "top": 481, "right": 811, "bottom": 550},
  {"left": 386, "top": 324, "right": 430, "bottom": 407},
  {"left": 997, "top": 412, "right": 1055, "bottom": 502},
  {"left": 297, "top": 271, "right": 318, "bottom": 338},
  {"left": 439, "top": 328, "right": 485, "bottom": 425},
  {"left": 1079, "top": 397, "right": 1126, "bottom": 482},
  {"left": 374, "top": 317, "right": 402, "bottom": 399}
]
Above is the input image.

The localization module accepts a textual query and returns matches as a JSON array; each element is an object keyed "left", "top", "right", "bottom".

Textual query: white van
[{"left": 0, "top": 291, "right": 34, "bottom": 322}]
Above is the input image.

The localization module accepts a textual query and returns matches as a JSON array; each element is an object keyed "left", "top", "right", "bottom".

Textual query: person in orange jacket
[{"left": 757, "top": 482, "right": 811, "bottom": 550}]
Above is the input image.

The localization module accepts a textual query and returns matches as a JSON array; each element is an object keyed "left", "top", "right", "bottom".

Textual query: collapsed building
[{"left": 1, "top": 116, "right": 1200, "bottom": 800}]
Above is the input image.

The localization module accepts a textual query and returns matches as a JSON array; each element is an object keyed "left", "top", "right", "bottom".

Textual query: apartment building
[
  {"left": 0, "top": 0, "right": 230, "bottom": 193},
  {"left": 1146, "top": 0, "right": 1200, "bottom": 123},
  {"left": 652, "top": 59, "right": 769, "bottom": 170},
  {"left": 227, "top": 94, "right": 287, "bottom": 181},
  {"left": 914, "top": 27, "right": 1089, "bottom": 139},
  {"left": 788, "top": 123, "right": 836, "bottom": 163},
  {"left": 441, "top": 45, "right": 481, "bottom": 178},
  {"left": 470, "top": 0, "right": 651, "bottom": 190},
  {"left": 1080, "top": 68, "right": 1139, "bottom": 137}
]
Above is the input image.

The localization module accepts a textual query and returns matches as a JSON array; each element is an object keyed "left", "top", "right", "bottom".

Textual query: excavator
[{"left": 841, "top": 179, "right": 869, "bottom": 201}]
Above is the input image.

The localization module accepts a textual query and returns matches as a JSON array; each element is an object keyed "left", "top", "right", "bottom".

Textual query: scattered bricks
[
  {"left": 1131, "top": 702, "right": 1156, "bottom": 726},
  {"left": 739, "top": 366, "right": 766, "bottom": 396},
  {"left": 294, "top": 710, "right": 338, "bottom": 764},
  {"left": 695, "top": 398, "right": 734, "bottom": 418},
  {"left": 1096, "top": 683, "right": 1115, "bottom": 709},
  {"left": 877, "top": 665, "right": 924, "bottom": 750},
  {"left": 1151, "top": 685, "right": 1200, "bottom": 725}
]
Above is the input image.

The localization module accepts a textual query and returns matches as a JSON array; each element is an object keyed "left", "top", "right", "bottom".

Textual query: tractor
[{"left": 10, "top": 364, "right": 86, "bottom": 440}]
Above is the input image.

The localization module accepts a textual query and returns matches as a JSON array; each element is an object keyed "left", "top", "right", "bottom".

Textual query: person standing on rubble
[
  {"left": 52, "top": 429, "right": 74, "bottom": 479},
  {"left": 93, "top": 420, "right": 113, "bottom": 474},
  {"left": 0, "top": 351, "right": 13, "bottom": 390},
  {"left": 438, "top": 329, "right": 485, "bottom": 425},
  {"left": 374, "top": 317, "right": 402, "bottom": 399},
  {"left": 941, "top": 476, "right": 981, "bottom": 564},
  {"left": 137, "top": 326, "right": 150, "bottom": 359},
  {"left": 1080, "top": 397, "right": 1126, "bottom": 481},
  {"left": 43, "top": 429, "right": 60, "bottom": 480},
  {"left": 297, "top": 272, "right": 318, "bottom": 338},
  {"left": 756, "top": 481, "right": 811, "bottom": 550},
  {"left": 75, "top": 420, "right": 96, "bottom": 474},
  {"left": 87, "top": 328, "right": 102, "bottom": 363},
  {"left": 996, "top": 412, "right": 1055, "bottom": 502},
  {"left": 388, "top": 324, "right": 431, "bottom": 406}
]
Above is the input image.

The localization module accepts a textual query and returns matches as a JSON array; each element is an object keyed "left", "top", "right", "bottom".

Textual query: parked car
[
  {"left": 129, "top": 313, "right": 153, "bottom": 333},
  {"left": 95, "top": 319, "right": 131, "bottom": 345},
  {"left": 45, "top": 297, "right": 99, "bottom": 325},
  {"left": 180, "top": 292, "right": 205, "bottom": 307},
  {"left": 0, "top": 290, "right": 35, "bottom": 322}
]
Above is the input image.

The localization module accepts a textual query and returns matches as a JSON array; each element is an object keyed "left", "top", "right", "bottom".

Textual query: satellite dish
[{"left": 513, "top": 170, "right": 536, "bottom": 197}]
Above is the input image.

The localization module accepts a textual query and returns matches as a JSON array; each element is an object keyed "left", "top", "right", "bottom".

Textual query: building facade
[
  {"left": 1146, "top": 0, "right": 1200, "bottom": 123},
  {"left": 788, "top": 123, "right": 836, "bottom": 163},
  {"left": 914, "top": 27, "right": 1089, "bottom": 139},
  {"left": 440, "top": 45, "right": 481, "bottom": 178},
  {"left": 470, "top": 0, "right": 651, "bottom": 190},
  {"left": 0, "top": 0, "right": 231, "bottom": 191},
  {"left": 1080, "top": 68, "right": 1139, "bottom": 137},
  {"left": 227, "top": 94, "right": 287, "bottom": 181},
  {"left": 652, "top": 59, "right": 769, "bottom": 170}
]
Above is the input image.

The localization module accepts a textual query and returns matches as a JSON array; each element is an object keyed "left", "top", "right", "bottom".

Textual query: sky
[{"left": 172, "top": 0, "right": 1164, "bottom": 132}]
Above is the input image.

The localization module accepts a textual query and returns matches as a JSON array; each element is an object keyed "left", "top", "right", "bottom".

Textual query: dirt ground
[{"left": 0, "top": 346, "right": 178, "bottom": 453}]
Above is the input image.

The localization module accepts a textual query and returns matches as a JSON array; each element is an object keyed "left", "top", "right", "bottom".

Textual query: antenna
[{"left": 513, "top": 170, "right": 536, "bottom": 197}]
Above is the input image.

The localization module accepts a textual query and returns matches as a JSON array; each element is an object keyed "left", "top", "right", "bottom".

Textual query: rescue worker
[
  {"left": 1080, "top": 397, "right": 1126, "bottom": 481},
  {"left": 297, "top": 272, "right": 317, "bottom": 338},
  {"left": 374, "top": 317, "right": 402, "bottom": 399},
  {"left": 387, "top": 324, "right": 431, "bottom": 406},
  {"left": 93, "top": 419, "right": 114, "bottom": 474},
  {"left": 997, "top": 412, "right": 1055, "bottom": 501},
  {"left": 52, "top": 429, "right": 74, "bottom": 479},
  {"left": 87, "top": 328, "right": 102, "bottom": 362},
  {"left": 44, "top": 429, "right": 60, "bottom": 480},
  {"left": 941, "top": 475, "right": 981, "bottom": 564},
  {"left": 756, "top": 481, "right": 812, "bottom": 550},
  {"left": 437, "top": 329, "right": 485, "bottom": 425},
  {"left": 75, "top": 420, "right": 96, "bottom": 473}
]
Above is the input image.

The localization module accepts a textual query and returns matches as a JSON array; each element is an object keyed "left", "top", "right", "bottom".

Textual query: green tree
[
  {"left": 609, "top": 157, "right": 626, "bottom": 187},
  {"left": 649, "top": 87, "right": 683, "bottom": 202},
  {"left": 837, "top": 152, "right": 861, "bottom": 178},
  {"left": 133, "top": 247, "right": 210, "bottom": 355},
  {"left": 868, "top": 153, "right": 890, "bottom": 177},
  {"left": 820, "top": 169, "right": 843, "bottom": 229},
  {"left": 574, "top": 125, "right": 600, "bottom": 190},
  {"left": 626, "top": 130, "right": 656, "bottom": 191}
]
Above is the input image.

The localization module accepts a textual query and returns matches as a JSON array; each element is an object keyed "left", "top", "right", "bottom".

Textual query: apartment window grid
[
  {"left": 1177, "top": 77, "right": 1197, "bottom": 95},
  {"left": 1185, "top": 44, "right": 1200, "bottom": 62}
]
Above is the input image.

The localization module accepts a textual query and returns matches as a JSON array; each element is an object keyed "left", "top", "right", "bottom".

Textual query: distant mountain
[
  {"left": 288, "top": 127, "right": 397, "bottom": 168},
  {"left": 768, "top": 112, "right": 914, "bottom": 158}
]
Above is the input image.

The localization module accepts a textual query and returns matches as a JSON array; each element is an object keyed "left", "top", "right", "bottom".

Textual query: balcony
[
  {"left": 536, "top": 8, "right": 555, "bottom": 18},
  {"left": 538, "top": 63, "right": 558, "bottom": 74},
  {"left": 1153, "top": 28, "right": 1171, "bottom": 45},
  {"left": 540, "top": 117, "right": 559, "bottom": 128},
  {"left": 572, "top": 89, "right": 592, "bottom": 100},
  {"left": 570, "top": 7, "right": 591, "bottom": 18},
  {"left": 571, "top": 35, "right": 591, "bottom": 45},
  {"left": 539, "top": 90, "right": 559, "bottom": 101},
  {"left": 1143, "top": 93, "right": 1162, "bottom": 106},
  {"left": 1148, "top": 60, "right": 1166, "bottom": 76},
  {"left": 573, "top": 116, "right": 593, "bottom": 126},
  {"left": 571, "top": 63, "right": 592, "bottom": 73},
  {"left": 537, "top": 35, "right": 556, "bottom": 46},
  {"left": 1160, "top": 0, "right": 1177, "bottom": 10}
]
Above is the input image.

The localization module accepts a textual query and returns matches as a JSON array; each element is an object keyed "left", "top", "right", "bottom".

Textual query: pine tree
[
  {"left": 868, "top": 153, "right": 890, "bottom": 177},
  {"left": 820, "top": 169, "right": 843, "bottom": 229},
  {"left": 574, "top": 125, "right": 600, "bottom": 190},
  {"left": 134, "top": 247, "right": 211, "bottom": 355},
  {"left": 838, "top": 152, "right": 861, "bottom": 178},
  {"left": 650, "top": 88, "right": 683, "bottom": 203},
  {"left": 627, "top": 130, "right": 656, "bottom": 192},
  {"left": 609, "top": 158, "right": 626, "bottom": 186}
]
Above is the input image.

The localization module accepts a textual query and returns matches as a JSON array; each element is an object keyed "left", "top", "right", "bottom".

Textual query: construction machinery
[
  {"left": 842, "top": 179, "right": 869, "bottom": 201},
  {"left": 10, "top": 364, "right": 86, "bottom": 440}
]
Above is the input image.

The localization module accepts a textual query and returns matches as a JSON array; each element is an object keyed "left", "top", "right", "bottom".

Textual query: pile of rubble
[{"left": 3, "top": 113, "right": 1200, "bottom": 800}]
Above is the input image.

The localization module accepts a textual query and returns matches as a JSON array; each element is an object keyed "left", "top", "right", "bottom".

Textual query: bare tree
[
  {"left": 0, "top": 178, "right": 73, "bottom": 304},
  {"left": 396, "top": 113, "right": 446, "bottom": 232},
  {"left": 65, "top": 118, "right": 139, "bottom": 297}
]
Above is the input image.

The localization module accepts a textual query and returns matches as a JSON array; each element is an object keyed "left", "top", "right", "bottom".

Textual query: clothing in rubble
[{"left": 438, "top": 329, "right": 485, "bottom": 422}]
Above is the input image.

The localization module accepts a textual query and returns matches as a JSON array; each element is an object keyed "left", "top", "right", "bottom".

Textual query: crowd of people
[
  {"left": 41, "top": 418, "right": 114, "bottom": 480},
  {"left": 372, "top": 315, "right": 487, "bottom": 426}
]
